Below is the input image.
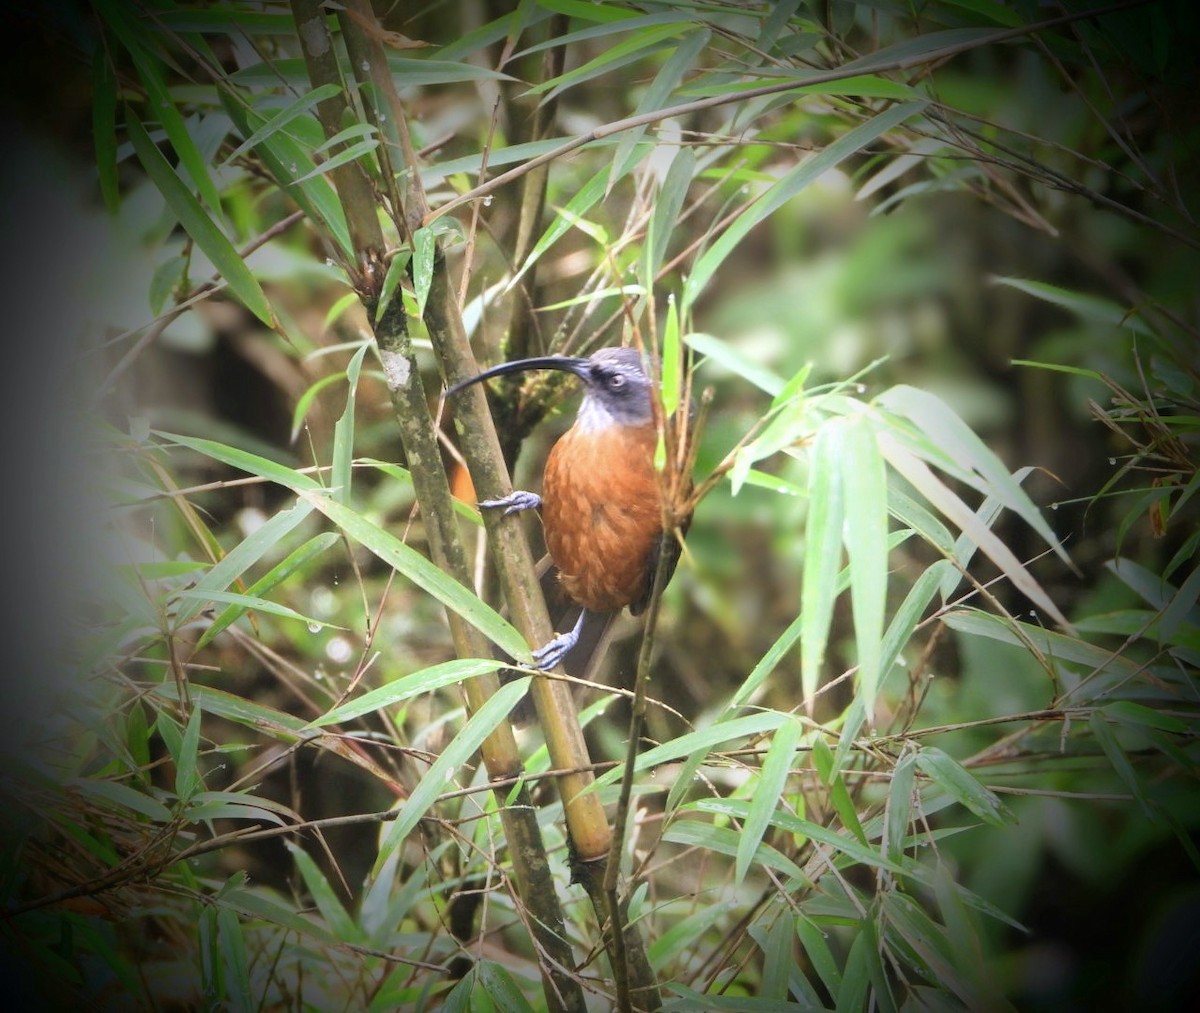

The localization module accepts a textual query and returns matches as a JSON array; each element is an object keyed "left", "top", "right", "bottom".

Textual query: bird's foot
[
  {"left": 530, "top": 610, "right": 586, "bottom": 670},
  {"left": 479, "top": 490, "right": 542, "bottom": 516}
]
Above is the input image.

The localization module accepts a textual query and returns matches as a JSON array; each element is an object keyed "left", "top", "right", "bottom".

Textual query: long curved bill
[{"left": 444, "top": 356, "right": 590, "bottom": 397}]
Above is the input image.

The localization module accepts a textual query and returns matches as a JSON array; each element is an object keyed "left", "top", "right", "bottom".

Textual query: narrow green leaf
[
  {"left": 993, "top": 276, "right": 1153, "bottom": 337},
  {"left": 878, "top": 385, "right": 1070, "bottom": 568},
  {"left": 220, "top": 91, "right": 354, "bottom": 260},
  {"left": 758, "top": 913, "right": 794, "bottom": 1000},
  {"left": 216, "top": 908, "right": 253, "bottom": 1013},
  {"left": 811, "top": 735, "right": 868, "bottom": 845},
  {"left": 374, "top": 251, "right": 412, "bottom": 323},
  {"left": 92, "top": 48, "right": 120, "bottom": 214},
  {"left": 802, "top": 420, "right": 846, "bottom": 709},
  {"left": 176, "top": 588, "right": 340, "bottom": 631},
  {"left": 1105, "top": 700, "right": 1189, "bottom": 735},
  {"left": 1090, "top": 711, "right": 1157, "bottom": 821},
  {"left": 285, "top": 841, "right": 363, "bottom": 943},
  {"left": 916, "top": 747, "right": 1012, "bottom": 827},
  {"left": 360, "top": 458, "right": 482, "bottom": 524},
  {"left": 879, "top": 560, "right": 949, "bottom": 681},
  {"left": 291, "top": 372, "right": 345, "bottom": 442},
  {"left": 127, "top": 114, "right": 274, "bottom": 327},
  {"left": 685, "top": 332, "right": 785, "bottom": 396},
  {"left": 301, "top": 493, "right": 528, "bottom": 660},
  {"left": 691, "top": 797, "right": 905, "bottom": 875},
  {"left": 939, "top": 466, "right": 1035, "bottom": 601},
  {"left": 608, "top": 28, "right": 709, "bottom": 195},
  {"left": 376, "top": 676, "right": 532, "bottom": 871},
  {"left": 201, "top": 532, "right": 340, "bottom": 648},
  {"left": 412, "top": 226, "right": 435, "bottom": 319},
  {"left": 307, "top": 659, "right": 505, "bottom": 727},
  {"left": 332, "top": 344, "right": 369, "bottom": 506},
  {"left": 684, "top": 101, "right": 928, "bottom": 308},
  {"left": 289, "top": 138, "right": 379, "bottom": 186},
  {"left": 70, "top": 779, "right": 172, "bottom": 823},
  {"left": 475, "top": 962, "right": 534, "bottom": 1013},
  {"left": 530, "top": 24, "right": 682, "bottom": 100},
  {"left": 175, "top": 701, "right": 204, "bottom": 801},
  {"left": 737, "top": 719, "right": 801, "bottom": 884},
  {"left": 878, "top": 432, "right": 1072, "bottom": 630},
  {"left": 159, "top": 431, "right": 322, "bottom": 492},
  {"left": 595, "top": 711, "right": 788, "bottom": 790},
  {"left": 663, "top": 821, "right": 808, "bottom": 882},
  {"left": 661, "top": 296, "right": 682, "bottom": 419},
  {"left": 885, "top": 752, "right": 917, "bottom": 864},
  {"left": 645, "top": 145, "right": 695, "bottom": 283},
  {"left": 796, "top": 916, "right": 842, "bottom": 998},
  {"left": 176, "top": 498, "right": 315, "bottom": 625},
  {"left": 842, "top": 416, "right": 888, "bottom": 717},
  {"left": 219, "top": 83, "right": 341, "bottom": 167},
  {"left": 836, "top": 929, "right": 871, "bottom": 1013}
]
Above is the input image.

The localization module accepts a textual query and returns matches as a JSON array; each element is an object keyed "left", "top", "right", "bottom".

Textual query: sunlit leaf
[
  {"left": 916, "top": 747, "right": 1012, "bottom": 827},
  {"left": 332, "top": 344, "right": 369, "bottom": 506},
  {"left": 802, "top": 420, "right": 846, "bottom": 709}
]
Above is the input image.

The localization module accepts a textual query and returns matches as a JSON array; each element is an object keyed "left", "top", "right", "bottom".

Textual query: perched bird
[{"left": 446, "top": 346, "right": 685, "bottom": 671}]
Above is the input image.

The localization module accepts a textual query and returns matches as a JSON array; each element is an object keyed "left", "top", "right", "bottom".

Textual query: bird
[{"left": 445, "top": 346, "right": 686, "bottom": 672}]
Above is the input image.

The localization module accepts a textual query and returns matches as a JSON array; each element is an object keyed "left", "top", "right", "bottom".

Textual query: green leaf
[
  {"left": 175, "top": 701, "right": 204, "bottom": 801},
  {"left": 796, "top": 915, "right": 842, "bottom": 998},
  {"left": 332, "top": 344, "right": 369, "bottom": 506},
  {"left": 645, "top": 145, "right": 694, "bottom": 284},
  {"left": 175, "top": 498, "right": 316, "bottom": 626},
  {"left": 1090, "top": 711, "right": 1156, "bottom": 821},
  {"left": 69, "top": 779, "right": 172, "bottom": 823},
  {"left": 92, "top": 48, "right": 119, "bottom": 214},
  {"left": 285, "top": 841, "right": 363, "bottom": 944},
  {"left": 216, "top": 908, "right": 253, "bottom": 1013},
  {"left": 220, "top": 91, "right": 354, "bottom": 260},
  {"left": 201, "top": 531, "right": 341, "bottom": 648},
  {"left": 219, "top": 84, "right": 340, "bottom": 167},
  {"left": 530, "top": 24, "right": 683, "bottom": 100},
  {"left": 475, "top": 962, "right": 534, "bottom": 1013},
  {"left": 374, "top": 251, "right": 412, "bottom": 323},
  {"left": 595, "top": 712, "right": 789, "bottom": 791},
  {"left": 811, "top": 735, "right": 868, "bottom": 846},
  {"left": 411, "top": 226, "right": 435, "bottom": 319},
  {"left": 878, "top": 431, "right": 1072, "bottom": 630},
  {"left": 686, "top": 332, "right": 785, "bottom": 396},
  {"left": 176, "top": 588, "right": 340, "bottom": 633},
  {"left": 291, "top": 372, "right": 345, "bottom": 442},
  {"left": 307, "top": 659, "right": 505, "bottom": 727},
  {"left": 684, "top": 101, "right": 928, "bottom": 308},
  {"left": 290, "top": 138, "right": 379, "bottom": 186},
  {"left": 663, "top": 821, "right": 808, "bottom": 883},
  {"left": 661, "top": 296, "right": 682, "bottom": 420},
  {"left": 842, "top": 416, "right": 888, "bottom": 716},
  {"left": 877, "top": 385, "right": 1070, "bottom": 568},
  {"left": 885, "top": 751, "right": 917, "bottom": 864},
  {"left": 609, "top": 28, "right": 709, "bottom": 195},
  {"left": 737, "top": 719, "right": 801, "bottom": 884},
  {"left": 301, "top": 493, "right": 528, "bottom": 660},
  {"left": 802, "top": 420, "right": 846, "bottom": 709},
  {"left": 993, "top": 276, "right": 1154, "bottom": 337},
  {"left": 916, "top": 747, "right": 1012, "bottom": 827},
  {"left": 127, "top": 114, "right": 275, "bottom": 327},
  {"left": 376, "top": 677, "right": 532, "bottom": 871}
]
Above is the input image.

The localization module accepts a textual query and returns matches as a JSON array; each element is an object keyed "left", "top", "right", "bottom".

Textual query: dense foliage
[{"left": 2, "top": 1, "right": 1196, "bottom": 1010}]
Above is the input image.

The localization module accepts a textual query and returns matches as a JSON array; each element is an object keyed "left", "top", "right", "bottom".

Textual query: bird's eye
[{"left": 607, "top": 373, "right": 626, "bottom": 390}]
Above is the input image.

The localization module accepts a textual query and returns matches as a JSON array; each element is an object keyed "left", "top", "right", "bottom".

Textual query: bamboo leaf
[
  {"left": 176, "top": 498, "right": 315, "bottom": 626},
  {"left": 307, "top": 659, "right": 505, "bottom": 727},
  {"left": 878, "top": 431, "right": 1072, "bottom": 630},
  {"left": 219, "top": 83, "right": 341, "bottom": 167},
  {"left": 69, "top": 779, "right": 172, "bottom": 823},
  {"left": 993, "top": 276, "right": 1153, "bottom": 337},
  {"left": 375, "top": 677, "right": 532, "bottom": 872},
  {"left": 885, "top": 752, "right": 917, "bottom": 864},
  {"left": 608, "top": 28, "right": 709, "bottom": 195},
  {"left": 290, "top": 138, "right": 380, "bottom": 185},
  {"left": 877, "top": 385, "right": 1070, "bottom": 568},
  {"left": 645, "top": 144, "right": 695, "bottom": 283},
  {"left": 684, "top": 101, "right": 928, "bottom": 308},
  {"left": 737, "top": 718, "right": 801, "bottom": 884},
  {"left": 175, "top": 589, "right": 340, "bottom": 632},
  {"left": 811, "top": 735, "right": 868, "bottom": 845},
  {"left": 174, "top": 701, "right": 204, "bottom": 801},
  {"left": 332, "top": 344, "right": 369, "bottom": 506},
  {"left": 412, "top": 226, "right": 435, "bottom": 319},
  {"left": 916, "top": 747, "right": 1012, "bottom": 827},
  {"left": 803, "top": 420, "right": 846, "bottom": 709},
  {"left": 685, "top": 332, "right": 785, "bottom": 396},
  {"left": 127, "top": 115, "right": 275, "bottom": 327},
  {"left": 285, "top": 841, "right": 363, "bottom": 944},
  {"left": 842, "top": 416, "right": 888, "bottom": 716},
  {"left": 92, "top": 47, "right": 119, "bottom": 214}
]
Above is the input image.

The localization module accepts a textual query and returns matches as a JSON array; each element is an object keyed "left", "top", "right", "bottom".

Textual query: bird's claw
[
  {"left": 531, "top": 631, "right": 578, "bottom": 671},
  {"left": 479, "top": 490, "right": 542, "bottom": 516}
]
